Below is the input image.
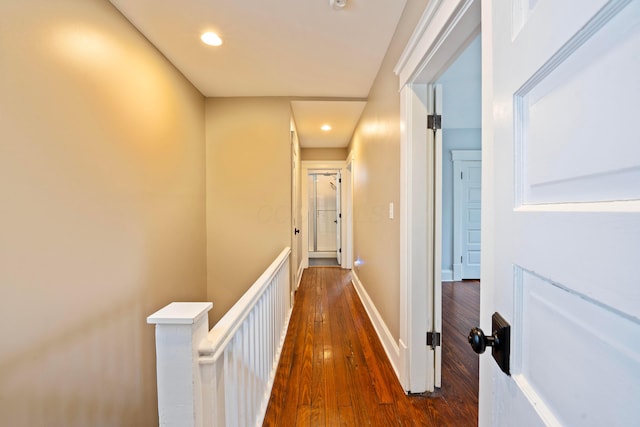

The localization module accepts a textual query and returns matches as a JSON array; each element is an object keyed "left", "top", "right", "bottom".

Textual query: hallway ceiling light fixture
[
  {"left": 200, "top": 32, "right": 222, "bottom": 46},
  {"left": 329, "top": 0, "right": 347, "bottom": 10},
  {"left": 321, "top": 124, "right": 332, "bottom": 131}
]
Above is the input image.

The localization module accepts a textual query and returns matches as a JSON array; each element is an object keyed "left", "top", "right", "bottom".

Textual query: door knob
[
  {"left": 468, "top": 327, "right": 498, "bottom": 354},
  {"left": 294, "top": 228, "right": 300, "bottom": 235},
  {"left": 468, "top": 312, "right": 511, "bottom": 376}
]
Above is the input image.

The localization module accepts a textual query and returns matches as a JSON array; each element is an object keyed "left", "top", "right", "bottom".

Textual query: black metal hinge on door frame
[
  {"left": 426, "top": 331, "right": 441, "bottom": 349},
  {"left": 427, "top": 114, "right": 442, "bottom": 131}
]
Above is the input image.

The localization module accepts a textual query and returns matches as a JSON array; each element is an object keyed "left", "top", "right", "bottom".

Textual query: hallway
[{"left": 263, "top": 268, "right": 479, "bottom": 426}]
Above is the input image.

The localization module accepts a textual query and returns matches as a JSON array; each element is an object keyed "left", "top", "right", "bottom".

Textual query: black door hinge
[
  {"left": 427, "top": 332, "right": 441, "bottom": 349},
  {"left": 427, "top": 114, "right": 442, "bottom": 131}
]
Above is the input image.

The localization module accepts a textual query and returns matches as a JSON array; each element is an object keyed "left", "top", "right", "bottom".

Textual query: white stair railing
[{"left": 147, "top": 247, "right": 292, "bottom": 427}]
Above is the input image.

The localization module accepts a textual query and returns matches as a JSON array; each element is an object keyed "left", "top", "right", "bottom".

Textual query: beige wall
[
  {"left": 300, "top": 147, "right": 348, "bottom": 161},
  {"left": 348, "top": 0, "right": 429, "bottom": 340},
  {"left": 0, "top": 1, "right": 206, "bottom": 425},
  {"left": 205, "top": 98, "right": 292, "bottom": 324}
]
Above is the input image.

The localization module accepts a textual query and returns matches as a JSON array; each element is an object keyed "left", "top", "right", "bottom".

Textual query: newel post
[{"left": 147, "top": 302, "right": 213, "bottom": 427}]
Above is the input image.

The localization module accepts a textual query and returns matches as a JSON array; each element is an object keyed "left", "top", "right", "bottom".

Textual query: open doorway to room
[
  {"left": 434, "top": 34, "right": 481, "bottom": 395},
  {"left": 434, "top": 34, "right": 482, "bottom": 410},
  {"left": 396, "top": 0, "right": 481, "bottom": 401},
  {"left": 437, "top": 35, "right": 482, "bottom": 283},
  {"left": 301, "top": 160, "right": 352, "bottom": 270},
  {"left": 307, "top": 171, "right": 341, "bottom": 267}
]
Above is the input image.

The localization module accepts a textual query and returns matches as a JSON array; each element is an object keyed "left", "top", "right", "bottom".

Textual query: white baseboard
[
  {"left": 350, "top": 270, "right": 400, "bottom": 378},
  {"left": 295, "top": 261, "right": 304, "bottom": 291},
  {"left": 441, "top": 269, "right": 453, "bottom": 281},
  {"left": 309, "top": 251, "right": 337, "bottom": 258},
  {"left": 399, "top": 339, "right": 409, "bottom": 391},
  {"left": 453, "top": 263, "right": 462, "bottom": 281}
]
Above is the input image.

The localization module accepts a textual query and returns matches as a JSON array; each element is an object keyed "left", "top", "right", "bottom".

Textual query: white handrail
[
  {"left": 199, "top": 247, "right": 291, "bottom": 362},
  {"left": 147, "top": 247, "right": 292, "bottom": 427}
]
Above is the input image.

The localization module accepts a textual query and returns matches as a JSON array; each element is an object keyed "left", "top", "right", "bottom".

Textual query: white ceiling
[
  {"left": 291, "top": 100, "right": 366, "bottom": 148},
  {"left": 108, "top": 0, "right": 407, "bottom": 147}
]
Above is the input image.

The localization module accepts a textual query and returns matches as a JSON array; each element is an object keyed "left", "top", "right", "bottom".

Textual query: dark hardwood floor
[{"left": 263, "top": 268, "right": 479, "bottom": 426}]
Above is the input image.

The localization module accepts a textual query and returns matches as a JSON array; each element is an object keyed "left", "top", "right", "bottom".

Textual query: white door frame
[
  {"left": 301, "top": 160, "right": 352, "bottom": 269},
  {"left": 452, "top": 150, "right": 481, "bottom": 281},
  {"left": 394, "top": 0, "right": 481, "bottom": 393}
]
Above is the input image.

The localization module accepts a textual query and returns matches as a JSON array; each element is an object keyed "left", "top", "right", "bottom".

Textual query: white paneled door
[
  {"left": 460, "top": 161, "right": 481, "bottom": 279},
  {"left": 482, "top": 1, "right": 640, "bottom": 426},
  {"left": 335, "top": 172, "right": 342, "bottom": 265},
  {"left": 453, "top": 152, "right": 482, "bottom": 281}
]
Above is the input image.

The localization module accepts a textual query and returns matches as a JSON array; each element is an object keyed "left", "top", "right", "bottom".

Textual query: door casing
[
  {"left": 300, "top": 160, "right": 352, "bottom": 270},
  {"left": 395, "top": 0, "right": 481, "bottom": 393}
]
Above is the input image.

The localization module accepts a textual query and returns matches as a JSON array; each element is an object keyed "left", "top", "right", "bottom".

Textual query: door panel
[
  {"left": 336, "top": 172, "right": 342, "bottom": 264},
  {"left": 484, "top": 0, "right": 640, "bottom": 425},
  {"left": 514, "top": 268, "right": 639, "bottom": 426},
  {"left": 462, "top": 163, "right": 481, "bottom": 279},
  {"left": 516, "top": 1, "right": 640, "bottom": 205}
]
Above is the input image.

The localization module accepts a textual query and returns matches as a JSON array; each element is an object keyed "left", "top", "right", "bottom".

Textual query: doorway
[
  {"left": 308, "top": 171, "right": 341, "bottom": 265},
  {"left": 396, "top": 0, "right": 481, "bottom": 394},
  {"left": 436, "top": 35, "right": 482, "bottom": 283},
  {"left": 301, "top": 160, "right": 351, "bottom": 270},
  {"left": 427, "top": 34, "right": 482, "bottom": 389}
]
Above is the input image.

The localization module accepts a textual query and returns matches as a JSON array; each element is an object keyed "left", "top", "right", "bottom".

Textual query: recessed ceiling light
[
  {"left": 321, "top": 124, "right": 332, "bottom": 131},
  {"left": 329, "top": 0, "right": 347, "bottom": 9},
  {"left": 201, "top": 32, "right": 222, "bottom": 47}
]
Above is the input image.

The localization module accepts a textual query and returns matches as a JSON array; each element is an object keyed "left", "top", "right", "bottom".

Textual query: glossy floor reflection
[{"left": 264, "top": 268, "right": 479, "bottom": 426}]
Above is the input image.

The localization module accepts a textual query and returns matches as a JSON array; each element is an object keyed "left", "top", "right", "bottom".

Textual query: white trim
[
  {"left": 395, "top": 0, "right": 481, "bottom": 87},
  {"left": 301, "top": 160, "right": 346, "bottom": 169},
  {"left": 441, "top": 269, "right": 453, "bottom": 281},
  {"left": 432, "top": 84, "right": 443, "bottom": 389},
  {"left": 396, "top": 0, "right": 481, "bottom": 395},
  {"left": 452, "top": 150, "right": 481, "bottom": 161},
  {"left": 399, "top": 83, "right": 430, "bottom": 392},
  {"left": 351, "top": 270, "right": 400, "bottom": 377},
  {"left": 398, "top": 339, "right": 409, "bottom": 388},
  {"left": 343, "top": 156, "right": 354, "bottom": 269},
  {"left": 295, "top": 261, "right": 304, "bottom": 291},
  {"left": 453, "top": 263, "right": 463, "bottom": 281},
  {"left": 301, "top": 161, "right": 348, "bottom": 269},
  {"left": 309, "top": 251, "right": 337, "bottom": 258},
  {"left": 394, "top": 0, "right": 443, "bottom": 76}
]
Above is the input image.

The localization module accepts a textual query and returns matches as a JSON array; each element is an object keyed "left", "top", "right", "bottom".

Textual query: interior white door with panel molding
[
  {"left": 452, "top": 150, "right": 481, "bottom": 280},
  {"left": 480, "top": 1, "right": 640, "bottom": 425}
]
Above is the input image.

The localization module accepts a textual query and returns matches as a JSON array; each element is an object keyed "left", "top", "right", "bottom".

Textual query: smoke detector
[{"left": 329, "top": 0, "right": 347, "bottom": 10}]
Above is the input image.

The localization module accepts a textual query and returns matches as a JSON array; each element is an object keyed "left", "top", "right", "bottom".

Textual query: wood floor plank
[
  {"left": 321, "top": 270, "right": 340, "bottom": 427},
  {"left": 310, "top": 319, "right": 325, "bottom": 426},
  {"left": 343, "top": 284, "right": 395, "bottom": 405},
  {"left": 264, "top": 269, "right": 479, "bottom": 426}
]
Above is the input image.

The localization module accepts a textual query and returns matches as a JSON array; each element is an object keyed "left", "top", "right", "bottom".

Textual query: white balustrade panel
[{"left": 148, "top": 247, "right": 292, "bottom": 427}]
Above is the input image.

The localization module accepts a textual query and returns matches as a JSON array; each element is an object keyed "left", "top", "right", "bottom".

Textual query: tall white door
[
  {"left": 459, "top": 161, "right": 481, "bottom": 279},
  {"left": 291, "top": 131, "right": 300, "bottom": 282},
  {"left": 481, "top": 1, "right": 640, "bottom": 426},
  {"left": 335, "top": 172, "right": 342, "bottom": 265}
]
